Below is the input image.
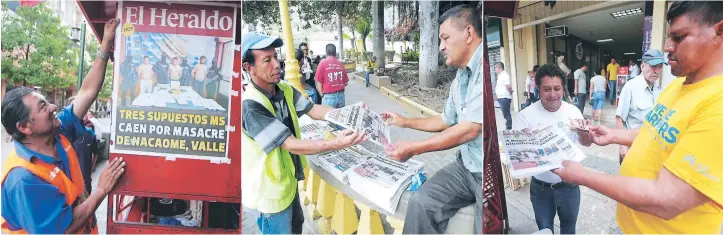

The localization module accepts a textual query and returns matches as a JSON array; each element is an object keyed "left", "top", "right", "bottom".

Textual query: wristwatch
[{"left": 96, "top": 50, "right": 111, "bottom": 60}]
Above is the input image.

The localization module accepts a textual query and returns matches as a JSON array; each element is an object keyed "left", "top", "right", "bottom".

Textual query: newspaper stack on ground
[
  {"left": 501, "top": 125, "right": 586, "bottom": 178},
  {"left": 347, "top": 155, "right": 424, "bottom": 214},
  {"left": 324, "top": 102, "right": 391, "bottom": 147}
]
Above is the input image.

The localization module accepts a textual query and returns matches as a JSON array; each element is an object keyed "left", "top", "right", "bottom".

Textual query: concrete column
[
  {"left": 650, "top": 0, "right": 667, "bottom": 51},
  {"left": 504, "top": 18, "right": 520, "bottom": 112}
]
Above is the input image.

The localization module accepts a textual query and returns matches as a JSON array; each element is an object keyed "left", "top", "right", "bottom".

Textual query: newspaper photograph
[
  {"left": 347, "top": 155, "right": 425, "bottom": 214},
  {"left": 502, "top": 125, "right": 585, "bottom": 178},
  {"left": 324, "top": 102, "right": 391, "bottom": 146},
  {"left": 299, "top": 120, "right": 337, "bottom": 140},
  {"left": 307, "top": 146, "right": 375, "bottom": 183}
]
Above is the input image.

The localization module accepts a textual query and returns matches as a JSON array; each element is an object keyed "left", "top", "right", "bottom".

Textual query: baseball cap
[
  {"left": 242, "top": 33, "right": 284, "bottom": 60},
  {"left": 641, "top": 49, "right": 667, "bottom": 66}
]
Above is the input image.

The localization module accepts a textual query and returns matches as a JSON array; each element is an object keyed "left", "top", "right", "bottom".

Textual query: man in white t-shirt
[
  {"left": 495, "top": 62, "right": 513, "bottom": 129},
  {"left": 514, "top": 64, "right": 593, "bottom": 234},
  {"left": 137, "top": 56, "right": 154, "bottom": 94}
]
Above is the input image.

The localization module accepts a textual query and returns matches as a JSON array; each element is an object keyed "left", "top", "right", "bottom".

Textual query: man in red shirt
[{"left": 314, "top": 44, "right": 349, "bottom": 108}]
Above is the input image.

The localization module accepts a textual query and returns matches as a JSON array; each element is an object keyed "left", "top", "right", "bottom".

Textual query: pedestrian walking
[
  {"left": 314, "top": 44, "right": 349, "bottom": 108},
  {"left": 495, "top": 62, "right": 513, "bottom": 130}
]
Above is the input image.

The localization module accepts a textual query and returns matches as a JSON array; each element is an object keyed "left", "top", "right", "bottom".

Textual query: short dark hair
[
  {"left": 299, "top": 42, "right": 308, "bottom": 49},
  {"left": 143, "top": 56, "right": 149, "bottom": 60},
  {"left": 243, "top": 50, "right": 257, "bottom": 66},
  {"left": 439, "top": 4, "right": 483, "bottom": 37},
  {"left": 326, "top": 44, "right": 336, "bottom": 57},
  {"left": 667, "top": 1, "right": 723, "bottom": 26},
  {"left": 581, "top": 62, "right": 589, "bottom": 67},
  {"left": 535, "top": 64, "right": 567, "bottom": 87},
  {"left": 295, "top": 49, "right": 305, "bottom": 62},
  {"left": 2, "top": 87, "right": 35, "bottom": 141},
  {"left": 495, "top": 62, "right": 504, "bottom": 70},
  {"left": 532, "top": 65, "right": 540, "bottom": 73}
]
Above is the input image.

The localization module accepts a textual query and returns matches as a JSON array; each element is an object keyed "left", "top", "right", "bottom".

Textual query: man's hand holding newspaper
[{"left": 502, "top": 123, "right": 588, "bottom": 178}]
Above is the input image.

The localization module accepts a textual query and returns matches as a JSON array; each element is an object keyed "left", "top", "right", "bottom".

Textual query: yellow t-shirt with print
[
  {"left": 617, "top": 76, "right": 723, "bottom": 234},
  {"left": 607, "top": 63, "right": 620, "bottom": 81}
]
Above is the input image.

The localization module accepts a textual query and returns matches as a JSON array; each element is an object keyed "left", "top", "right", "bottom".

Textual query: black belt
[{"left": 532, "top": 177, "right": 576, "bottom": 189}]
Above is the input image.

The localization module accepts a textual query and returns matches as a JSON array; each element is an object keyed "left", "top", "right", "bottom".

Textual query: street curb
[{"left": 352, "top": 74, "right": 440, "bottom": 118}]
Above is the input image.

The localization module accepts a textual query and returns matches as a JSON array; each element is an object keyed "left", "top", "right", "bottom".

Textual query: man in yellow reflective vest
[
  {"left": 1, "top": 19, "right": 126, "bottom": 234},
  {"left": 241, "top": 33, "right": 367, "bottom": 234}
]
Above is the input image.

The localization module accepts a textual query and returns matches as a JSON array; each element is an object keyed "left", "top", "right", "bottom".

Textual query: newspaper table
[
  {"left": 501, "top": 125, "right": 585, "bottom": 178},
  {"left": 324, "top": 102, "right": 391, "bottom": 147}
]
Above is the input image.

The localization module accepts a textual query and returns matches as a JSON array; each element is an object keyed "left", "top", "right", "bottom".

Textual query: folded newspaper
[
  {"left": 300, "top": 118, "right": 423, "bottom": 214},
  {"left": 324, "top": 102, "right": 392, "bottom": 147},
  {"left": 501, "top": 125, "right": 586, "bottom": 178}
]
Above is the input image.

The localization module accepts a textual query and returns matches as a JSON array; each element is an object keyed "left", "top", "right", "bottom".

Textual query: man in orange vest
[{"left": 1, "top": 19, "right": 125, "bottom": 234}]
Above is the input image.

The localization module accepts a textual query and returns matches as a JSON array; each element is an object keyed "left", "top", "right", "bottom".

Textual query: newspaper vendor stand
[
  {"left": 615, "top": 66, "right": 629, "bottom": 106},
  {"left": 77, "top": 1, "right": 242, "bottom": 233}
]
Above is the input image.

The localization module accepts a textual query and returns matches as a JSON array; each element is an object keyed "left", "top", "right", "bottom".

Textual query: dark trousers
[
  {"left": 530, "top": 177, "right": 581, "bottom": 234},
  {"left": 403, "top": 155, "right": 483, "bottom": 234},
  {"left": 575, "top": 93, "right": 587, "bottom": 113},
  {"left": 498, "top": 98, "right": 512, "bottom": 130}
]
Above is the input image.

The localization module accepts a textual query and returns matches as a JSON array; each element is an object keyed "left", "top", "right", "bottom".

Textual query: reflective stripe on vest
[
  {"left": 0, "top": 134, "right": 98, "bottom": 234},
  {"left": 241, "top": 81, "right": 307, "bottom": 214}
]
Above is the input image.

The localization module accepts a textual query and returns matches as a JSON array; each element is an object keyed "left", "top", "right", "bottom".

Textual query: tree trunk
[
  {"left": 372, "top": 0, "right": 385, "bottom": 69},
  {"left": 419, "top": 0, "right": 439, "bottom": 88},
  {"left": 337, "top": 13, "right": 343, "bottom": 60}
]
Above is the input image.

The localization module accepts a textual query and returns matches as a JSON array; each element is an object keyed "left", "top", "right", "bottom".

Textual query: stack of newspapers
[{"left": 299, "top": 105, "right": 425, "bottom": 213}]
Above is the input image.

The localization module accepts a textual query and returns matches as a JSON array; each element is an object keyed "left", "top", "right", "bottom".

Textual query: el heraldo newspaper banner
[{"left": 111, "top": 1, "right": 238, "bottom": 161}]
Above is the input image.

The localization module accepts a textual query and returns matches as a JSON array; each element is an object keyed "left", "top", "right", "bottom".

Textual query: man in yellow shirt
[
  {"left": 606, "top": 58, "right": 620, "bottom": 105},
  {"left": 553, "top": 1, "right": 723, "bottom": 233}
]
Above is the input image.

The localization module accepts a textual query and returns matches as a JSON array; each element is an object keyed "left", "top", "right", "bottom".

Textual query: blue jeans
[
  {"left": 498, "top": 98, "right": 512, "bottom": 130},
  {"left": 246, "top": 193, "right": 304, "bottom": 234},
  {"left": 322, "top": 91, "right": 345, "bottom": 108},
  {"left": 608, "top": 80, "right": 617, "bottom": 104},
  {"left": 365, "top": 72, "right": 371, "bottom": 87},
  {"left": 530, "top": 177, "right": 580, "bottom": 234},
  {"left": 193, "top": 80, "right": 204, "bottom": 96},
  {"left": 575, "top": 93, "right": 587, "bottom": 113},
  {"left": 591, "top": 91, "right": 606, "bottom": 110}
]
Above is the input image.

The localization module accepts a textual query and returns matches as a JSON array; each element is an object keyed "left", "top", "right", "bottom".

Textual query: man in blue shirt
[
  {"left": 381, "top": 5, "right": 483, "bottom": 234},
  {"left": 0, "top": 19, "right": 126, "bottom": 234}
]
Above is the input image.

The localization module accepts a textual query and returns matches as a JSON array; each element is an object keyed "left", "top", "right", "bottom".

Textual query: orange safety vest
[{"left": 0, "top": 134, "right": 98, "bottom": 234}]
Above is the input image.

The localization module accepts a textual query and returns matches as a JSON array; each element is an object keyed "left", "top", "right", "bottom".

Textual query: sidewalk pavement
[{"left": 242, "top": 79, "right": 462, "bottom": 234}]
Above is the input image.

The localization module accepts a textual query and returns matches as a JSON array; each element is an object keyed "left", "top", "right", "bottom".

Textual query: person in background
[
  {"left": 615, "top": 49, "right": 665, "bottom": 164},
  {"left": 554, "top": 1, "right": 723, "bottom": 233},
  {"left": 314, "top": 44, "right": 349, "bottom": 108},
  {"left": 180, "top": 58, "right": 193, "bottom": 87},
  {"left": 168, "top": 57, "right": 182, "bottom": 84},
  {"left": 205, "top": 59, "right": 221, "bottom": 100},
  {"left": 515, "top": 64, "right": 593, "bottom": 234},
  {"left": 153, "top": 55, "right": 170, "bottom": 85},
  {"left": 296, "top": 49, "right": 319, "bottom": 103},
  {"left": 192, "top": 56, "right": 208, "bottom": 96},
  {"left": 494, "top": 62, "right": 513, "bottom": 130},
  {"left": 119, "top": 54, "right": 137, "bottom": 106},
  {"left": 241, "top": 32, "right": 366, "bottom": 234},
  {"left": 0, "top": 19, "right": 125, "bottom": 234},
  {"left": 573, "top": 62, "right": 589, "bottom": 113},
  {"left": 365, "top": 56, "right": 377, "bottom": 87},
  {"left": 137, "top": 56, "right": 154, "bottom": 94},
  {"left": 628, "top": 59, "right": 641, "bottom": 78},
  {"left": 523, "top": 69, "right": 534, "bottom": 107},
  {"left": 381, "top": 5, "right": 483, "bottom": 233},
  {"left": 606, "top": 57, "right": 620, "bottom": 105},
  {"left": 589, "top": 68, "right": 607, "bottom": 123},
  {"left": 298, "top": 43, "right": 314, "bottom": 85}
]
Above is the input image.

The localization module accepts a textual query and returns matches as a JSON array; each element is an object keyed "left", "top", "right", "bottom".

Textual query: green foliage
[
  {"left": 1, "top": 3, "right": 76, "bottom": 90},
  {"left": 402, "top": 50, "right": 419, "bottom": 62},
  {"left": 354, "top": 15, "right": 372, "bottom": 51}
]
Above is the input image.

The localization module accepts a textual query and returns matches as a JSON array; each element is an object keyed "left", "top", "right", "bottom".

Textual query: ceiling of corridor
[{"left": 549, "top": 1, "right": 646, "bottom": 55}]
